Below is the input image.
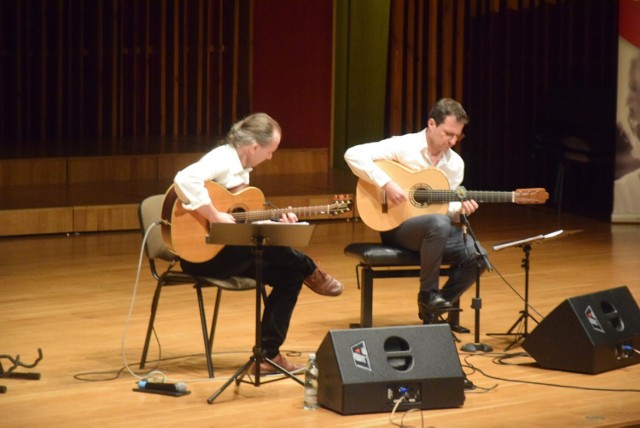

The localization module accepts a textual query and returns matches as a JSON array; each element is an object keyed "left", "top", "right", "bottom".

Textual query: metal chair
[{"left": 138, "top": 194, "right": 257, "bottom": 378}]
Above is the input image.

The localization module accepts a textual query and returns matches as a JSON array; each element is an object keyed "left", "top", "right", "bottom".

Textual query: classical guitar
[
  {"left": 356, "top": 160, "right": 549, "bottom": 232},
  {"left": 161, "top": 181, "right": 351, "bottom": 262}
]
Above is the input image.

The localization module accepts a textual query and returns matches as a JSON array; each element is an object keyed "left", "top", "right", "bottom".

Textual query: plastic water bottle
[{"left": 303, "top": 352, "right": 319, "bottom": 410}]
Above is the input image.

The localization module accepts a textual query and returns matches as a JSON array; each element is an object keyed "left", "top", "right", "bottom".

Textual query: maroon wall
[{"left": 252, "top": 0, "right": 333, "bottom": 149}]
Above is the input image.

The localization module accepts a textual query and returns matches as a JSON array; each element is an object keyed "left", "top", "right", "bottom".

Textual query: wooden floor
[{"left": 1, "top": 204, "right": 640, "bottom": 427}]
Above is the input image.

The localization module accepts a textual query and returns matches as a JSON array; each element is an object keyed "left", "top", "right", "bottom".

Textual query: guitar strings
[
  {"left": 408, "top": 189, "right": 515, "bottom": 203},
  {"left": 230, "top": 201, "right": 350, "bottom": 222}
]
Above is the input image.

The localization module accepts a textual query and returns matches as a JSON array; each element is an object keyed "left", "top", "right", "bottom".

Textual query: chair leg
[
  {"left": 208, "top": 288, "right": 223, "bottom": 353},
  {"left": 195, "top": 285, "right": 215, "bottom": 378},
  {"left": 139, "top": 281, "right": 163, "bottom": 370},
  {"left": 360, "top": 266, "right": 374, "bottom": 328}
]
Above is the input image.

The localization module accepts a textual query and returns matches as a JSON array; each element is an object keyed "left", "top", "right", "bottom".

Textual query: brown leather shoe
[
  {"left": 256, "top": 353, "right": 305, "bottom": 375},
  {"left": 304, "top": 268, "right": 343, "bottom": 296}
]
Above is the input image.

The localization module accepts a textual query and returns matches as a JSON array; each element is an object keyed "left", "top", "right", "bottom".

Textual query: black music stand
[
  {"left": 487, "top": 229, "right": 564, "bottom": 350},
  {"left": 204, "top": 222, "right": 316, "bottom": 404}
]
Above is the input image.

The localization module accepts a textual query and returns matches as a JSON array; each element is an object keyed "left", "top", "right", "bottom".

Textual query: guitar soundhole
[{"left": 410, "top": 184, "right": 431, "bottom": 207}]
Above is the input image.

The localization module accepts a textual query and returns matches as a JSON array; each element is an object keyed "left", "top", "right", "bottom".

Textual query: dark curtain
[
  {"left": 386, "top": 0, "right": 467, "bottom": 136},
  {"left": 0, "top": 0, "right": 251, "bottom": 158},
  {"left": 386, "top": 0, "right": 618, "bottom": 219}
]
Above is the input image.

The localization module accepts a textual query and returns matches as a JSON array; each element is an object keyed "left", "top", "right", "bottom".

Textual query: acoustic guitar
[
  {"left": 161, "top": 181, "right": 351, "bottom": 262},
  {"left": 356, "top": 160, "right": 549, "bottom": 232}
]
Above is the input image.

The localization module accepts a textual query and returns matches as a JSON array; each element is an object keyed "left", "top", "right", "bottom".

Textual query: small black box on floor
[
  {"left": 316, "top": 324, "right": 464, "bottom": 415},
  {"left": 522, "top": 285, "right": 640, "bottom": 374}
]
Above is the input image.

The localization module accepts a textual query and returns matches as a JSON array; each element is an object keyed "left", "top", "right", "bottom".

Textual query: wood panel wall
[
  {"left": 0, "top": 148, "right": 333, "bottom": 236},
  {"left": 0, "top": 0, "right": 251, "bottom": 158}
]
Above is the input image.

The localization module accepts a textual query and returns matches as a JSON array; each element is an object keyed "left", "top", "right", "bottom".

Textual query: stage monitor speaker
[
  {"left": 316, "top": 324, "right": 464, "bottom": 415},
  {"left": 522, "top": 285, "right": 640, "bottom": 374}
]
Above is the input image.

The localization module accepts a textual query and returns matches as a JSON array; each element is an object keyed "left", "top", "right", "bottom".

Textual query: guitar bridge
[{"left": 381, "top": 190, "right": 388, "bottom": 213}]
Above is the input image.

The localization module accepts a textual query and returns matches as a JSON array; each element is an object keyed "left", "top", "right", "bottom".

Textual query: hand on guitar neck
[{"left": 459, "top": 199, "right": 479, "bottom": 217}]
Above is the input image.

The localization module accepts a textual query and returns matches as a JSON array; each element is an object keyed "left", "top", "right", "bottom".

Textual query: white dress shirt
[
  {"left": 344, "top": 129, "right": 465, "bottom": 217},
  {"left": 173, "top": 143, "right": 252, "bottom": 211}
]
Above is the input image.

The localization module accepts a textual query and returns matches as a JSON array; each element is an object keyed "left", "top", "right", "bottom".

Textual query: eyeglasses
[{"left": 442, "top": 129, "right": 465, "bottom": 142}]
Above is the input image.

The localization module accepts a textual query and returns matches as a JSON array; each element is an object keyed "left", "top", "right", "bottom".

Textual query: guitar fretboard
[
  {"left": 413, "top": 189, "right": 514, "bottom": 204},
  {"left": 231, "top": 205, "right": 334, "bottom": 222}
]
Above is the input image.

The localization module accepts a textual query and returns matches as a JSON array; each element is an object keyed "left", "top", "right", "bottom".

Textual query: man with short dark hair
[{"left": 344, "top": 98, "right": 486, "bottom": 328}]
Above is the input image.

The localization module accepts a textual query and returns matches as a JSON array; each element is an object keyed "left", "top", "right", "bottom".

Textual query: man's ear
[{"left": 426, "top": 118, "right": 437, "bottom": 129}]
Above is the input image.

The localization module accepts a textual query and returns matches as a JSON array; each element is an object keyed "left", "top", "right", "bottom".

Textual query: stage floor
[{"left": 1, "top": 204, "right": 639, "bottom": 427}]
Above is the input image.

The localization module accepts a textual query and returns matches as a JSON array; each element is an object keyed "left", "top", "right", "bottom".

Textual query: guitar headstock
[
  {"left": 514, "top": 188, "right": 550, "bottom": 204},
  {"left": 329, "top": 194, "right": 352, "bottom": 216}
]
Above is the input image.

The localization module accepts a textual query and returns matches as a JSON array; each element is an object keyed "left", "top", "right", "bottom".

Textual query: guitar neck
[
  {"left": 231, "top": 204, "right": 333, "bottom": 222},
  {"left": 416, "top": 189, "right": 514, "bottom": 204}
]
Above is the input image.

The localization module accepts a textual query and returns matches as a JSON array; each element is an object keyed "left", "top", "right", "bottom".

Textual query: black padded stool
[{"left": 344, "top": 242, "right": 459, "bottom": 328}]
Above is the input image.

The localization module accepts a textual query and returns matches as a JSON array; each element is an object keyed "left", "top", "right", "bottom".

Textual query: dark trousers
[
  {"left": 380, "top": 214, "right": 486, "bottom": 304},
  {"left": 181, "top": 245, "right": 316, "bottom": 358}
]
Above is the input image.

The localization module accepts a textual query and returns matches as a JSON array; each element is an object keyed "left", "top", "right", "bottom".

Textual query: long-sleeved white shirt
[
  {"left": 173, "top": 143, "right": 252, "bottom": 211},
  {"left": 344, "top": 129, "right": 464, "bottom": 217}
]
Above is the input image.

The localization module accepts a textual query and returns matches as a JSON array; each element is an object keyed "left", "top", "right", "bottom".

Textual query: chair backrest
[{"left": 138, "top": 194, "right": 178, "bottom": 263}]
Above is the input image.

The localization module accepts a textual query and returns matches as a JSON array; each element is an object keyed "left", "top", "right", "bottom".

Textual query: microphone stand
[{"left": 459, "top": 213, "right": 493, "bottom": 353}]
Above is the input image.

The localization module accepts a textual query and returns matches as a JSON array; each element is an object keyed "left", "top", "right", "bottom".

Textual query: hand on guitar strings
[
  {"left": 202, "top": 203, "right": 237, "bottom": 224},
  {"left": 381, "top": 181, "right": 407, "bottom": 205}
]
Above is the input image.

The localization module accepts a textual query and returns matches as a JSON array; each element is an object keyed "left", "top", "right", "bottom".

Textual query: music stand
[
  {"left": 487, "top": 229, "right": 564, "bottom": 350},
  {"left": 204, "top": 222, "right": 316, "bottom": 404}
]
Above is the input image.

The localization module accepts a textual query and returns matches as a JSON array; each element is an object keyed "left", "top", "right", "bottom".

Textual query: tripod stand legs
[
  {"left": 487, "top": 243, "right": 540, "bottom": 350},
  {"left": 488, "top": 310, "right": 539, "bottom": 351},
  {"left": 207, "top": 357, "right": 255, "bottom": 404},
  {"left": 207, "top": 354, "right": 304, "bottom": 404}
]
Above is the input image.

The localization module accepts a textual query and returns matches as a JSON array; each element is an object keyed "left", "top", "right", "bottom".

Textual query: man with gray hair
[{"left": 174, "top": 113, "right": 342, "bottom": 373}]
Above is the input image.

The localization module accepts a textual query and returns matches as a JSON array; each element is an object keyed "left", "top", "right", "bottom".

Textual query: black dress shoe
[
  {"left": 423, "top": 292, "right": 454, "bottom": 311},
  {"left": 449, "top": 323, "right": 471, "bottom": 334},
  {"left": 418, "top": 292, "right": 454, "bottom": 323}
]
